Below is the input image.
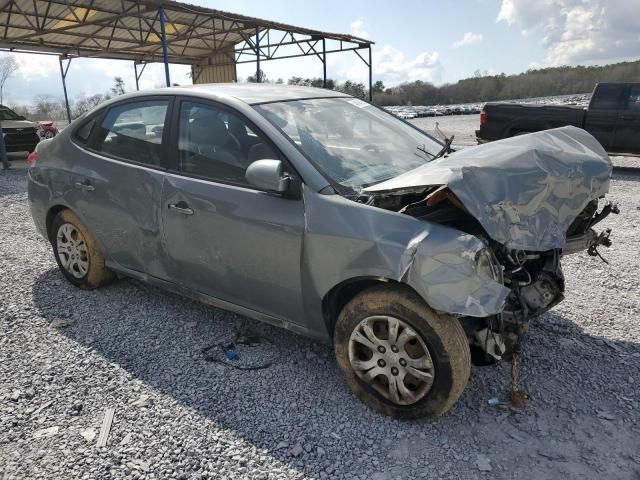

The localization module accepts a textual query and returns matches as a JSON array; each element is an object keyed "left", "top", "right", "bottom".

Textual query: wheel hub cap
[
  {"left": 348, "top": 315, "right": 435, "bottom": 406},
  {"left": 56, "top": 223, "right": 89, "bottom": 279}
]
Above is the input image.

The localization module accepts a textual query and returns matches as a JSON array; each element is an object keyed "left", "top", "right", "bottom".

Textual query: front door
[{"left": 160, "top": 99, "right": 306, "bottom": 323}]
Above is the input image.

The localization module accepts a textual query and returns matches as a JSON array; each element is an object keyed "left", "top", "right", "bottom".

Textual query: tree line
[
  {"left": 252, "top": 60, "right": 640, "bottom": 106},
  {"left": 374, "top": 60, "right": 640, "bottom": 106},
  {"left": 6, "top": 58, "right": 640, "bottom": 121}
]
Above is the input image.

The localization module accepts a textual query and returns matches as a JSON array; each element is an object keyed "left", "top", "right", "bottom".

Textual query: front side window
[
  {"left": 93, "top": 100, "right": 169, "bottom": 166},
  {"left": 591, "top": 85, "right": 625, "bottom": 110},
  {"left": 177, "top": 101, "right": 278, "bottom": 186},
  {"left": 254, "top": 98, "right": 443, "bottom": 192}
]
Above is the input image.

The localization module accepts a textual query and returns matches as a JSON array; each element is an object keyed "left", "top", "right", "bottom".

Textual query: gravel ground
[{"left": 2, "top": 123, "right": 640, "bottom": 479}]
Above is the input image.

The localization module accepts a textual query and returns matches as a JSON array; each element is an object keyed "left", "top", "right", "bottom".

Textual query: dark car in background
[
  {"left": 477, "top": 82, "right": 640, "bottom": 155},
  {"left": 27, "top": 84, "right": 615, "bottom": 419},
  {"left": 0, "top": 105, "right": 41, "bottom": 153}
]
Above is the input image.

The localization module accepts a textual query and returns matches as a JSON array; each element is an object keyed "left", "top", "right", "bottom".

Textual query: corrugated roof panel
[{"left": 0, "top": 0, "right": 372, "bottom": 64}]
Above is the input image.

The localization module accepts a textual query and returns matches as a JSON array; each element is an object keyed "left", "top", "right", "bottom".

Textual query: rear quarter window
[{"left": 73, "top": 118, "right": 96, "bottom": 144}]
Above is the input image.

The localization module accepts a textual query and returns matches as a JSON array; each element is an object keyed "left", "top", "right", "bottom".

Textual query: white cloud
[
  {"left": 496, "top": 0, "right": 640, "bottom": 66},
  {"left": 452, "top": 32, "right": 484, "bottom": 49},
  {"left": 350, "top": 19, "right": 368, "bottom": 39},
  {"left": 332, "top": 20, "right": 443, "bottom": 86}
]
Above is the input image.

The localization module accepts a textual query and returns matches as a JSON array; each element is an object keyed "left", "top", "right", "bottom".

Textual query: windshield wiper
[
  {"left": 432, "top": 135, "right": 455, "bottom": 160},
  {"left": 416, "top": 136, "right": 455, "bottom": 161}
]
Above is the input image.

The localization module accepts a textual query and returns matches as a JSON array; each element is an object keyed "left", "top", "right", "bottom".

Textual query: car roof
[{"left": 135, "top": 83, "right": 352, "bottom": 105}]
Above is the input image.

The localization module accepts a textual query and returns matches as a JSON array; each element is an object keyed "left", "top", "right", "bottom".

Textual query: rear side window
[
  {"left": 93, "top": 100, "right": 169, "bottom": 166},
  {"left": 73, "top": 118, "right": 96, "bottom": 144},
  {"left": 625, "top": 86, "right": 640, "bottom": 112},
  {"left": 591, "top": 85, "right": 625, "bottom": 110}
]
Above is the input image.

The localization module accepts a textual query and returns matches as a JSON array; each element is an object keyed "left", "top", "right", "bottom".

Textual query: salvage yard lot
[{"left": 1, "top": 118, "right": 640, "bottom": 479}]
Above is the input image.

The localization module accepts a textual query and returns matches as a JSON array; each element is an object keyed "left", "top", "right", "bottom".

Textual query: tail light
[
  {"left": 480, "top": 110, "right": 487, "bottom": 125},
  {"left": 26, "top": 151, "right": 38, "bottom": 168}
]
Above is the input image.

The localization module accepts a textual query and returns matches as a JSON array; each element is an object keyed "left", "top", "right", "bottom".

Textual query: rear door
[
  {"left": 160, "top": 97, "right": 306, "bottom": 322},
  {"left": 68, "top": 97, "right": 172, "bottom": 276},
  {"left": 583, "top": 84, "right": 626, "bottom": 150},
  {"left": 613, "top": 85, "right": 640, "bottom": 154}
]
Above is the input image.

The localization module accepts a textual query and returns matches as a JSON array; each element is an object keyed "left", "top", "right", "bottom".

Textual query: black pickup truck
[{"left": 476, "top": 83, "right": 640, "bottom": 155}]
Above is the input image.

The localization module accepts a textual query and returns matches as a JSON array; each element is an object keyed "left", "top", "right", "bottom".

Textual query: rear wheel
[
  {"left": 334, "top": 285, "right": 471, "bottom": 419},
  {"left": 51, "top": 209, "right": 114, "bottom": 289}
]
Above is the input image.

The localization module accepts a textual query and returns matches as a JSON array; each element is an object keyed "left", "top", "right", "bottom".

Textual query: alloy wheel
[
  {"left": 56, "top": 223, "right": 90, "bottom": 279},
  {"left": 348, "top": 315, "right": 435, "bottom": 405}
]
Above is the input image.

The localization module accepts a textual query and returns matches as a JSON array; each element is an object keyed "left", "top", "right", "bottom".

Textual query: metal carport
[{"left": 0, "top": 0, "right": 374, "bottom": 168}]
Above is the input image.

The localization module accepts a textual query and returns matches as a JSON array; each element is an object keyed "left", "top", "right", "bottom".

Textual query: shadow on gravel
[{"left": 31, "top": 266, "right": 640, "bottom": 479}]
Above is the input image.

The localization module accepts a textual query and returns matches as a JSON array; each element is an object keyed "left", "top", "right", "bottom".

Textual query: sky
[{"left": 3, "top": 0, "right": 640, "bottom": 106}]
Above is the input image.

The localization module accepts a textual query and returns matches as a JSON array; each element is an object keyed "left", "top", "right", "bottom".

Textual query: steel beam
[
  {"left": 59, "top": 56, "right": 72, "bottom": 123},
  {"left": 255, "top": 25, "right": 260, "bottom": 82},
  {"left": 158, "top": 6, "right": 171, "bottom": 87},
  {"left": 368, "top": 46, "right": 373, "bottom": 101},
  {"left": 322, "top": 38, "right": 327, "bottom": 88}
]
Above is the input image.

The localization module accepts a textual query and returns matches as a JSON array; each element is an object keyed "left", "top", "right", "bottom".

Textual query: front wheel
[
  {"left": 334, "top": 285, "right": 471, "bottom": 419},
  {"left": 51, "top": 209, "right": 114, "bottom": 289}
]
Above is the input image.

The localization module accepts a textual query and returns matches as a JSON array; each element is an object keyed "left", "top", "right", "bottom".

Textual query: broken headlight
[{"left": 475, "top": 247, "right": 503, "bottom": 284}]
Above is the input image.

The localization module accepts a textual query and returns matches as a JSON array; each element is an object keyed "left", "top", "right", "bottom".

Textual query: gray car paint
[
  {"left": 27, "top": 85, "right": 609, "bottom": 342},
  {"left": 366, "top": 126, "right": 612, "bottom": 251}
]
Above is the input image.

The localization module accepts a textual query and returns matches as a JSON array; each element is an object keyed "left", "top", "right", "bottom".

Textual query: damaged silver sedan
[{"left": 27, "top": 85, "right": 616, "bottom": 419}]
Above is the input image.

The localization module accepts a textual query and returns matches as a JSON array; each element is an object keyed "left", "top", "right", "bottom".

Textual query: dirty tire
[
  {"left": 51, "top": 209, "right": 114, "bottom": 289},
  {"left": 334, "top": 284, "right": 471, "bottom": 419}
]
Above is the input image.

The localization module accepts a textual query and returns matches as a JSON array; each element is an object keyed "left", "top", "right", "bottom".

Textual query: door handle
[
  {"left": 74, "top": 181, "right": 95, "bottom": 191},
  {"left": 168, "top": 202, "right": 194, "bottom": 215}
]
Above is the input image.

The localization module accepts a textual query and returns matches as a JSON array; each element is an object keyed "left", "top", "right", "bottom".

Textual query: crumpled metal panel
[
  {"left": 302, "top": 187, "right": 511, "bottom": 317},
  {"left": 365, "top": 126, "right": 612, "bottom": 251}
]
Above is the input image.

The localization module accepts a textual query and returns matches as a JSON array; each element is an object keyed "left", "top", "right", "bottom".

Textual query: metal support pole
[
  {"left": 368, "top": 46, "right": 373, "bottom": 102},
  {"left": 0, "top": 123, "right": 8, "bottom": 170},
  {"left": 59, "top": 57, "right": 72, "bottom": 123},
  {"left": 134, "top": 62, "right": 147, "bottom": 91},
  {"left": 255, "top": 26, "right": 261, "bottom": 82},
  {"left": 322, "top": 38, "right": 327, "bottom": 88},
  {"left": 159, "top": 7, "right": 171, "bottom": 87}
]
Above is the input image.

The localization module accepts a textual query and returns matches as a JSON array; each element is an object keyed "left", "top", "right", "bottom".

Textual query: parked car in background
[
  {"left": 27, "top": 84, "right": 616, "bottom": 419},
  {"left": 38, "top": 121, "right": 59, "bottom": 139},
  {"left": 477, "top": 82, "right": 640, "bottom": 155},
  {"left": 0, "top": 105, "right": 41, "bottom": 153}
]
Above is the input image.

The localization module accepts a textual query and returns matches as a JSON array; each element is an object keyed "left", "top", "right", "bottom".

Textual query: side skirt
[{"left": 105, "top": 261, "right": 327, "bottom": 342}]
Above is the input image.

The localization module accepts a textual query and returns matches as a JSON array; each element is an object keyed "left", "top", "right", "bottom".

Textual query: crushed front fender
[{"left": 302, "top": 186, "right": 511, "bottom": 318}]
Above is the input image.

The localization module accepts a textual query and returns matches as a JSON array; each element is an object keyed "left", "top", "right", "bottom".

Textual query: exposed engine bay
[{"left": 364, "top": 185, "right": 619, "bottom": 364}]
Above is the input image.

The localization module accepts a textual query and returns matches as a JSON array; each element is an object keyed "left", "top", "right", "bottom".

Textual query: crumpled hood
[{"left": 365, "top": 126, "right": 612, "bottom": 251}]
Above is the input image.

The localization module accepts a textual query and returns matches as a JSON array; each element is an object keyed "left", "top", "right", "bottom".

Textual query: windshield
[
  {"left": 254, "top": 98, "right": 443, "bottom": 191},
  {"left": 0, "top": 108, "right": 23, "bottom": 121}
]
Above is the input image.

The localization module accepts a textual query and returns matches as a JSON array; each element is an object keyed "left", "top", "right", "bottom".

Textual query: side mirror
[{"left": 245, "top": 159, "right": 290, "bottom": 193}]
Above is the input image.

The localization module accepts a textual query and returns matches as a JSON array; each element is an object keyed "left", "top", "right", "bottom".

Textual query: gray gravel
[{"left": 2, "top": 121, "right": 640, "bottom": 479}]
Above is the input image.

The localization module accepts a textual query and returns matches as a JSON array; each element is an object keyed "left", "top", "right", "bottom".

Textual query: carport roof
[{"left": 0, "top": 0, "right": 374, "bottom": 65}]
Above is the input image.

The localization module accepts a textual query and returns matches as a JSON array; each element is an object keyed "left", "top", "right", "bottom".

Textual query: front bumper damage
[{"left": 361, "top": 126, "right": 617, "bottom": 362}]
